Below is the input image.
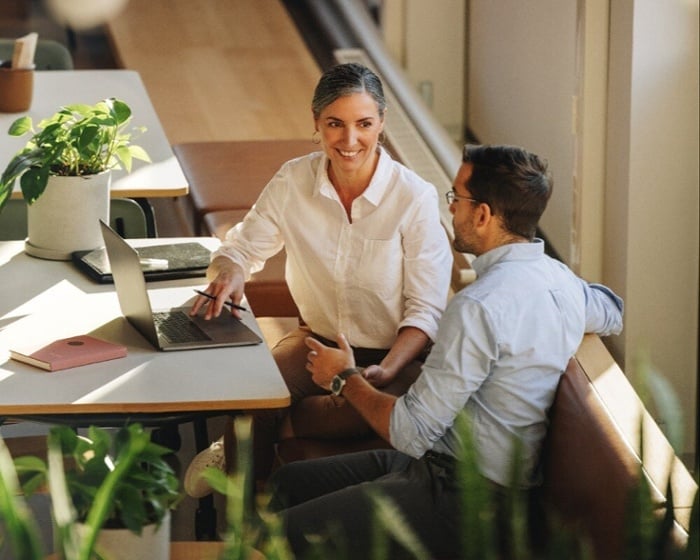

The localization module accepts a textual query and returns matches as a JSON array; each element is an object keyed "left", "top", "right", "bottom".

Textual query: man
[{"left": 267, "top": 144, "right": 624, "bottom": 558}]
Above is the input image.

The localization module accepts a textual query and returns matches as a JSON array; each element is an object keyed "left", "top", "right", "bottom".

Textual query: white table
[
  {"left": 0, "top": 238, "right": 289, "bottom": 416},
  {"left": 1, "top": 70, "right": 188, "bottom": 199},
  {"left": 0, "top": 237, "right": 290, "bottom": 540}
]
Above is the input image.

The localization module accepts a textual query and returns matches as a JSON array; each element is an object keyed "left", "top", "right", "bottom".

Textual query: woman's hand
[
  {"left": 190, "top": 257, "right": 246, "bottom": 319},
  {"left": 362, "top": 365, "right": 394, "bottom": 388},
  {"left": 305, "top": 334, "right": 356, "bottom": 390}
]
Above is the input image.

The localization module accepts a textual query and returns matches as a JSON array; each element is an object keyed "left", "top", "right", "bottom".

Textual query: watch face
[{"left": 331, "top": 376, "right": 344, "bottom": 395}]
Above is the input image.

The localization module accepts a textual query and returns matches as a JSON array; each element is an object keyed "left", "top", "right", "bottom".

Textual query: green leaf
[
  {"left": 77, "top": 124, "right": 100, "bottom": 153},
  {"left": 8, "top": 116, "right": 33, "bottom": 136},
  {"left": 110, "top": 98, "right": 132, "bottom": 125},
  {"left": 0, "top": 436, "right": 46, "bottom": 559},
  {"left": 202, "top": 467, "right": 230, "bottom": 495},
  {"left": 129, "top": 144, "right": 151, "bottom": 163},
  {"left": 367, "top": 490, "right": 431, "bottom": 559},
  {"left": 115, "top": 145, "right": 133, "bottom": 172},
  {"left": 454, "top": 411, "right": 497, "bottom": 559},
  {"left": 20, "top": 166, "right": 50, "bottom": 204}
]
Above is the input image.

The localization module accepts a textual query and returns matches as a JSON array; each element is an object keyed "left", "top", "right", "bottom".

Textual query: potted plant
[
  {"left": 5, "top": 423, "right": 181, "bottom": 560},
  {"left": 0, "top": 97, "right": 150, "bottom": 260}
]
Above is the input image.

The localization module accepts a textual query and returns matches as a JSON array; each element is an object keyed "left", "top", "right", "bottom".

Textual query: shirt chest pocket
[{"left": 353, "top": 236, "right": 403, "bottom": 299}]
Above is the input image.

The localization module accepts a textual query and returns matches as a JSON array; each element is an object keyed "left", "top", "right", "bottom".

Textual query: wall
[
  {"left": 466, "top": 0, "right": 578, "bottom": 263},
  {"left": 605, "top": 0, "right": 699, "bottom": 459},
  {"left": 467, "top": 0, "right": 699, "bottom": 459},
  {"left": 381, "top": 0, "right": 466, "bottom": 142},
  {"left": 380, "top": 0, "right": 698, "bottom": 461}
]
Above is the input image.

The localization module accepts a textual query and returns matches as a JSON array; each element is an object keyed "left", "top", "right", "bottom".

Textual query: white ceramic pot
[
  {"left": 24, "top": 171, "right": 111, "bottom": 260},
  {"left": 79, "top": 511, "right": 171, "bottom": 560}
]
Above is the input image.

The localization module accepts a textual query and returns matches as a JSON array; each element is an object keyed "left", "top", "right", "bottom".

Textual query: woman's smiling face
[{"left": 315, "top": 91, "right": 385, "bottom": 179}]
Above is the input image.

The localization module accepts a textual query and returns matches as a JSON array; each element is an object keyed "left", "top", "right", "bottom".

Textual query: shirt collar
[
  {"left": 471, "top": 239, "right": 545, "bottom": 277},
  {"left": 315, "top": 147, "right": 391, "bottom": 206}
]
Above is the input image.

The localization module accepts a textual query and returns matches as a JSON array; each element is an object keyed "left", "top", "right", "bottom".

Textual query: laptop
[{"left": 100, "top": 220, "right": 262, "bottom": 351}]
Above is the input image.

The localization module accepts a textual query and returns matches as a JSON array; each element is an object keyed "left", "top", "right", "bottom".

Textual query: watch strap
[
  {"left": 332, "top": 367, "right": 362, "bottom": 396},
  {"left": 338, "top": 367, "right": 362, "bottom": 380}
]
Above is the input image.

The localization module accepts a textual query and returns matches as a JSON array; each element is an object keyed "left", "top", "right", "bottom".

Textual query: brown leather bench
[
  {"left": 540, "top": 334, "right": 697, "bottom": 558},
  {"left": 276, "top": 334, "right": 698, "bottom": 558},
  {"left": 173, "top": 140, "right": 312, "bottom": 236}
]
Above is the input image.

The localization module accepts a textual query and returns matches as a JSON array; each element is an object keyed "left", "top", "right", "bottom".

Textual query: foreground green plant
[
  {"left": 365, "top": 361, "right": 699, "bottom": 560},
  {"left": 0, "top": 434, "right": 45, "bottom": 559},
  {"left": 2, "top": 361, "right": 697, "bottom": 559},
  {"left": 0, "top": 98, "right": 150, "bottom": 213},
  {"left": 203, "top": 416, "right": 293, "bottom": 560},
  {"left": 0, "top": 423, "right": 180, "bottom": 560},
  {"left": 17, "top": 424, "right": 181, "bottom": 533}
]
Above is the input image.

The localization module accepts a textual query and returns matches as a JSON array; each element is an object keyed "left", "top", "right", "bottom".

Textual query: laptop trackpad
[{"left": 174, "top": 307, "right": 262, "bottom": 346}]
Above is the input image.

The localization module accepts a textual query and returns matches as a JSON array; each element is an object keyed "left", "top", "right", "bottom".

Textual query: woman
[{"left": 185, "top": 63, "right": 452, "bottom": 497}]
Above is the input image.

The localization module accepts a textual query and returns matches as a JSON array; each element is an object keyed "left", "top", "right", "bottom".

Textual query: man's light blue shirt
[{"left": 390, "top": 239, "right": 623, "bottom": 487}]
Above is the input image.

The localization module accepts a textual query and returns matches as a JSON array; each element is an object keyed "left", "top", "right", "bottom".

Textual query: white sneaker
[{"left": 184, "top": 437, "right": 226, "bottom": 498}]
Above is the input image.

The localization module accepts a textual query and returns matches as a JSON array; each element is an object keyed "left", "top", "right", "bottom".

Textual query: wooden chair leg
[
  {"left": 193, "top": 417, "right": 217, "bottom": 541},
  {"left": 223, "top": 415, "right": 236, "bottom": 473}
]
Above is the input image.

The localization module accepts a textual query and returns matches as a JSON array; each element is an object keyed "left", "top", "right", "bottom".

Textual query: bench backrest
[{"left": 541, "top": 334, "right": 697, "bottom": 559}]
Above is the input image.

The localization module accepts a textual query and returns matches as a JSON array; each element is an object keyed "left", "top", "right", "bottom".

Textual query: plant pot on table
[{"left": 24, "top": 171, "right": 111, "bottom": 260}]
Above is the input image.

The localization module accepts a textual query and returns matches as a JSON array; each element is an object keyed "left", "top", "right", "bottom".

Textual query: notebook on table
[
  {"left": 72, "top": 241, "right": 211, "bottom": 284},
  {"left": 100, "top": 220, "right": 262, "bottom": 351}
]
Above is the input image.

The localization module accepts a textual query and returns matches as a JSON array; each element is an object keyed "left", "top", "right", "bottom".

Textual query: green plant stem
[
  {"left": 76, "top": 431, "right": 149, "bottom": 559},
  {"left": 0, "top": 437, "right": 45, "bottom": 559}
]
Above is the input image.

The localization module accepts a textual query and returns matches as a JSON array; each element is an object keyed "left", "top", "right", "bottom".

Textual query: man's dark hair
[{"left": 462, "top": 144, "right": 552, "bottom": 240}]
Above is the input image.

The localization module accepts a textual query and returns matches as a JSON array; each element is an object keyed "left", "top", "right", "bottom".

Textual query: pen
[{"left": 194, "top": 289, "right": 249, "bottom": 312}]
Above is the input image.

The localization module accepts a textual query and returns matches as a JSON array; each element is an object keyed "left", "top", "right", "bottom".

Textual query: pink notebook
[{"left": 10, "top": 335, "right": 127, "bottom": 372}]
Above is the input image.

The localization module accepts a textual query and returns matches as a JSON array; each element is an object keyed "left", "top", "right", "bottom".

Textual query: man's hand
[
  {"left": 306, "top": 334, "right": 396, "bottom": 442},
  {"left": 305, "top": 334, "right": 356, "bottom": 390}
]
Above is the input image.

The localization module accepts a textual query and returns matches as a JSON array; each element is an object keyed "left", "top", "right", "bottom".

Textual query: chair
[
  {"left": 110, "top": 198, "right": 151, "bottom": 238},
  {"left": 0, "top": 197, "right": 152, "bottom": 240},
  {"left": 0, "top": 199, "right": 29, "bottom": 241},
  {"left": 0, "top": 38, "right": 74, "bottom": 70}
]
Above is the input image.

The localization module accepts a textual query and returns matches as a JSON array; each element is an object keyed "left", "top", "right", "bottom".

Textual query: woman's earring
[{"left": 312, "top": 130, "right": 321, "bottom": 144}]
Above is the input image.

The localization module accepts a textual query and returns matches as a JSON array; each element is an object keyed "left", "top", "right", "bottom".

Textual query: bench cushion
[{"left": 173, "top": 140, "right": 312, "bottom": 235}]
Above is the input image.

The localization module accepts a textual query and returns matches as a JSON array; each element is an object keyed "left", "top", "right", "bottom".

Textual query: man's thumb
[{"left": 337, "top": 333, "right": 351, "bottom": 353}]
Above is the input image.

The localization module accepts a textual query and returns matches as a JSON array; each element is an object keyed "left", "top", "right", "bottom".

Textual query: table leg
[
  {"left": 151, "top": 423, "right": 182, "bottom": 452},
  {"left": 193, "top": 416, "right": 218, "bottom": 540}
]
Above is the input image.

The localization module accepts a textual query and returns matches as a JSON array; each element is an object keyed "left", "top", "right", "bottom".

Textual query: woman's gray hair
[{"left": 311, "top": 63, "right": 386, "bottom": 119}]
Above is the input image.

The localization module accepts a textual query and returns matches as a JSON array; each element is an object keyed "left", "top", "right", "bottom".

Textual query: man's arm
[
  {"left": 331, "top": 374, "right": 395, "bottom": 442},
  {"left": 305, "top": 335, "right": 397, "bottom": 441},
  {"left": 583, "top": 282, "right": 624, "bottom": 336}
]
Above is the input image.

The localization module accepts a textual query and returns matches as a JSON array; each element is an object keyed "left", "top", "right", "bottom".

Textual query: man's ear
[{"left": 474, "top": 201, "right": 493, "bottom": 228}]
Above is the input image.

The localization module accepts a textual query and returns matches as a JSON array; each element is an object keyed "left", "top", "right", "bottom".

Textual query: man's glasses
[{"left": 445, "top": 191, "right": 480, "bottom": 205}]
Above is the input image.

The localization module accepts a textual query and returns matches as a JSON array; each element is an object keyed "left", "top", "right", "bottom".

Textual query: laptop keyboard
[{"left": 153, "top": 311, "right": 212, "bottom": 343}]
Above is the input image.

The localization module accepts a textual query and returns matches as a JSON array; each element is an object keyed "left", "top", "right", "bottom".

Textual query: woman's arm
[{"left": 363, "top": 326, "right": 429, "bottom": 387}]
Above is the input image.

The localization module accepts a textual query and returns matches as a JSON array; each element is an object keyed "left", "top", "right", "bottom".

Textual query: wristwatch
[{"left": 331, "top": 367, "right": 362, "bottom": 396}]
